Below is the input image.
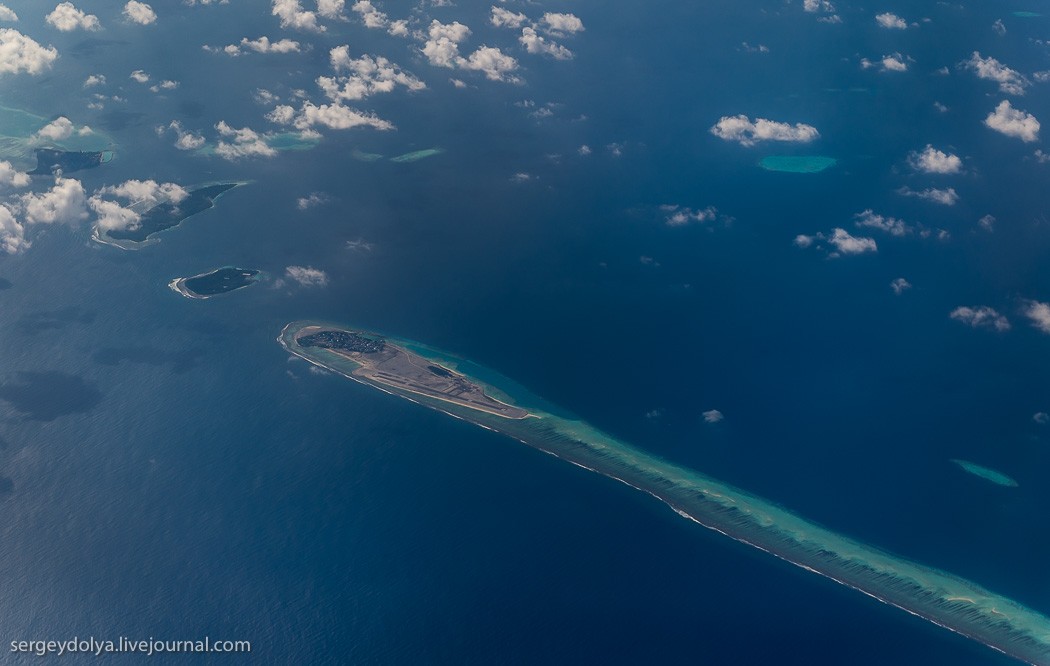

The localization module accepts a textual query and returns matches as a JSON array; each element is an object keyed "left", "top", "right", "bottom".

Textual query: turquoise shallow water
[{"left": 759, "top": 155, "right": 838, "bottom": 173}]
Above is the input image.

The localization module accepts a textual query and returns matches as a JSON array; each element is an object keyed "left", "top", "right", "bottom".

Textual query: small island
[
  {"left": 284, "top": 324, "right": 529, "bottom": 419},
  {"left": 94, "top": 182, "right": 243, "bottom": 249},
  {"left": 28, "top": 148, "right": 113, "bottom": 176},
  {"left": 169, "top": 267, "right": 262, "bottom": 299}
]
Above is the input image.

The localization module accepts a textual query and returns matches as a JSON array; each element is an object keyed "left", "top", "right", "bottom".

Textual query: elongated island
[
  {"left": 280, "top": 321, "right": 1050, "bottom": 666},
  {"left": 93, "top": 182, "right": 244, "bottom": 249},
  {"left": 169, "top": 267, "right": 262, "bottom": 299}
]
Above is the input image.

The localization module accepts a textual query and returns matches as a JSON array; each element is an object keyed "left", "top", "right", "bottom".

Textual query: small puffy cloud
[
  {"left": 1023, "top": 300, "right": 1050, "bottom": 334},
  {"left": 519, "top": 27, "right": 572, "bottom": 60},
  {"left": 0, "top": 28, "right": 59, "bottom": 75},
  {"left": 89, "top": 180, "right": 187, "bottom": 231},
  {"left": 950, "top": 305, "right": 1010, "bottom": 331},
  {"left": 710, "top": 114, "right": 819, "bottom": 146},
  {"left": 880, "top": 53, "right": 908, "bottom": 72},
  {"left": 272, "top": 0, "right": 324, "bottom": 32},
  {"left": 803, "top": 0, "right": 835, "bottom": 12},
  {"left": 45, "top": 3, "right": 101, "bottom": 31},
  {"left": 963, "top": 52, "right": 1028, "bottom": 95},
  {"left": 320, "top": 47, "right": 425, "bottom": 100},
  {"left": 854, "top": 209, "right": 910, "bottom": 236},
  {"left": 130, "top": 69, "right": 150, "bottom": 83},
  {"left": 828, "top": 228, "right": 876, "bottom": 254},
  {"left": 796, "top": 228, "right": 877, "bottom": 255},
  {"left": 214, "top": 121, "right": 278, "bottom": 159},
  {"left": 0, "top": 160, "right": 29, "bottom": 188},
  {"left": 20, "top": 177, "right": 89, "bottom": 226},
  {"left": 285, "top": 265, "right": 328, "bottom": 287},
  {"left": 1034, "top": 412, "right": 1049, "bottom": 425},
  {"left": 96, "top": 179, "right": 187, "bottom": 207},
  {"left": 702, "top": 409, "right": 724, "bottom": 423},
  {"left": 460, "top": 46, "right": 520, "bottom": 82},
  {"left": 662, "top": 204, "right": 718, "bottom": 226},
  {"left": 578, "top": 144, "right": 591, "bottom": 156},
  {"left": 491, "top": 6, "right": 526, "bottom": 28},
  {"left": 541, "top": 12, "right": 584, "bottom": 35},
  {"left": 149, "top": 80, "right": 178, "bottom": 93},
  {"left": 875, "top": 12, "right": 907, "bottom": 29},
  {"left": 223, "top": 36, "right": 301, "bottom": 55},
  {"left": 284, "top": 102, "right": 394, "bottom": 132},
  {"left": 0, "top": 5, "right": 17, "bottom": 21},
  {"left": 159, "top": 120, "right": 205, "bottom": 150},
  {"left": 318, "top": 0, "right": 345, "bottom": 19},
  {"left": 33, "top": 116, "right": 92, "bottom": 143},
  {"left": 992, "top": 18, "right": 1006, "bottom": 36},
  {"left": 297, "top": 192, "right": 328, "bottom": 209},
  {"left": 421, "top": 19, "right": 471, "bottom": 67},
  {"left": 898, "top": 186, "right": 959, "bottom": 206},
  {"left": 0, "top": 204, "right": 27, "bottom": 254},
  {"left": 123, "top": 1, "right": 156, "bottom": 25},
  {"left": 985, "top": 101, "right": 1039, "bottom": 142},
  {"left": 83, "top": 73, "right": 105, "bottom": 87},
  {"left": 909, "top": 145, "right": 962, "bottom": 174},
  {"left": 890, "top": 278, "right": 912, "bottom": 295},
  {"left": 978, "top": 214, "right": 996, "bottom": 232}
]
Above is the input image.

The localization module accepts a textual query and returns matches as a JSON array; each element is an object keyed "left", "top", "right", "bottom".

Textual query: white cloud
[
  {"left": 130, "top": 69, "right": 150, "bottom": 83},
  {"left": 285, "top": 265, "right": 328, "bottom": 287},
  {"left": 541, "top": 12, "right": 584, "bottom": 35},
  {"left": 880, "top": 53, "right": 908, "bottom": 72},
  {"left": 160, "top": 120, "right": 205, "bottom": 150},
  {"left": 214, "top": 121, "right": 278, "bottom": 160},
  {"left": 978, "top": 214, "right": 996, "bottom": 232},
  {"left": 297, "top": 192, "right": 328, "bottom": 209},
  {"left": 317, "top": 0, "right": 345, "bottom": 19},
  {"left": 491, "top": 6, "right": 526, "bottom": 28},
  {"left": 578, "top": 144, "right": 591, "bottom": 156},
  {"left": 702, "top": 409, "right": 724, "bottom": 423},
  {"left": 32, "top": 116, "right": 92, "bottom": 144},
  {"left": 709, "top": 115, "right": 819, "bottom": 146},
  {"left": 0, "top": 204, "right": 27, "bottom": 254},
  {"left": 854, "top": 209, "right": 910, "bottom": 235},
  {"left": 320, "top": 47, "right": 425, "bottom": 100},
  {"left": 803, "top": 0, "right": 834, "bottom": 12},
  {"left": 270, "top": 97, "right": 394, "bottom": 134},
  {"left": 45, "top": 3, "right": 100, "bottom": 31},
  {"left": 909, "top": 145, "right": 962, "bottom": 174},
  {"left": 0, "top": 5, "right": 17, "bottom": 22},
  {"left": 0, "top": 160, "right": 28, "bottom": 188},
  {"left": 224, "top": 36, "right": 301, "bottom": 55},
  {"left": 828, "top": 228, "right": 877, "bottom": 254},
  {"left": 1023, "top": 300, "right": 1050, "bottom": 334},
  {"left": 460, "top": 46, "right": 520, "bottom": 82},
  {"left": 898, "top": 186, "right": 959, "bottom": 206},
  {"left": 992, "top": 18, "right": 1006, "bottom": 36},
  {"left": 87, "top": 197, "right": 139, "bottom": 232},
  {"left": 984, "top": 101, "right": 1040, "bottom": 142},
  {"left": 123, "top": 1, "right": 156, "bottom": 25},
  {"left": 97, "top": 179, "right": 187, "bottom": 207},
  {"left": 875, "top": 12, "right": 907, "bottom": 29},
  {"left": 20, "top": 177, "right": 88, "bottom": 226},
  {"left": 0, "top": 28, "right": 59, "bottom": 75},
  {"left": 963, "top": 52, "right": 1028, "bottom": 95},
  {"left": 890, "top": 278, "right": 911, "bottom": 295},
  {"left": 662, "top": 204, "right": 718, "bottom": 226},
  {"left": 83, "top": 73, "right": 105, "bottom": 87},
  {"left": 351, "top": 1, "right": 386, "bottom": 27},
  {"left": 950, "top": 306, "right": 1010, "bottom": 332},
  {"left": 421, "top": 19, "right": 471, "bottom": 68},
  {"left": 1034, "top": 412, "right": 1049, "bottom": 424},
  {"left": 149, "top": 80, "right": 178, "bottom": 93},
  {"left": 519, "top": 27, "right": 572, "bottom": 60},
  {"left": 272, "top": 0, "right": 324, "bottom": 32}
]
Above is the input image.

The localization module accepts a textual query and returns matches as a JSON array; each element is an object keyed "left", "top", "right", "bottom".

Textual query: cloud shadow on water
[
  {"left": 0, "top": 372, "right": 103, "bottom": 422},
  {"left": 14, "top": 307, "right": 96, "bottom": 334}
]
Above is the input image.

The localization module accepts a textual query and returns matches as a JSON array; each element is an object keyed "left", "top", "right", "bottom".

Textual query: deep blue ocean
[{"left": 1, "top": 0, "right": 1049, "bottom": 663}]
